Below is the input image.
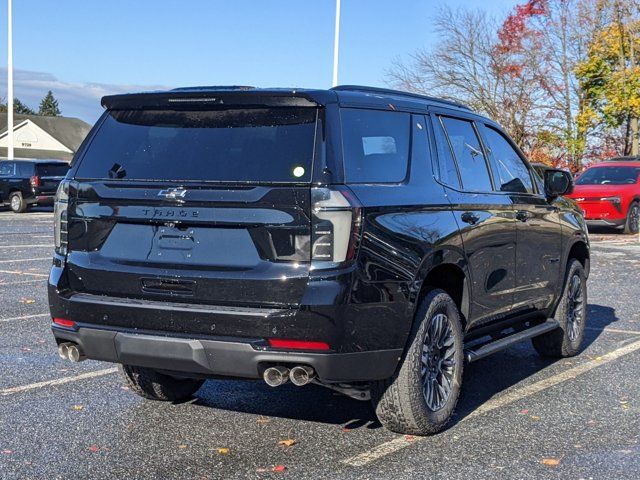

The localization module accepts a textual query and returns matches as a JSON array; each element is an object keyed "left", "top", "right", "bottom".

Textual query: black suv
[
  {"left": 0, "top": 159, "right": 70, "bottom": 212},
  {"left": 49, "top": 86, "right": 589, "bottom": 435}
]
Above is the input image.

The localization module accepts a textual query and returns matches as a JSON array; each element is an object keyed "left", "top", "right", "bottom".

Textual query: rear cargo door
[{"left": 67, "top": 106, "right": 318, "bottom": 307}]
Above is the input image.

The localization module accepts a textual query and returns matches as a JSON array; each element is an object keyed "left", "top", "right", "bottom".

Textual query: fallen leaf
[
  {"left": 120, "top": 386, "right": 129, "bottom": 391},
  {"left": 272, "top": 465, "right": 286, "bottom": 472},
  {"left": 530, "top": 415, "right": 541, "bottom": 421},
  {"left": 519, "top": 409, "right": 529, "bottom": 414},
  {"left": 178, "top": 444, "right": 188, "bottom": 449},
  {"left": 541, "top": 458, "right": 560, "bottom": 467},
  {"left": 72, "top": 405, "right": 84, "bottom": 411},
  {"left": 88, "top": 445, "right": 99, "bottom": 453},
  {"left": 405, "top": 435, "right": 416, "bottom": 441},
  {"left": 256, "top": 416, "right": 271, "bottom": 425},
  {"left": 217, "top": 448, "right": 229, "bottom": 455},
  {"left": 2, "top": 449, "right": 13, "bottom": 454},
  {"left": 19, "top": 298, "right": 35, "bottom": 304},
  {"left": 278, "top": 439, "right": 296, "bottom": 447}
]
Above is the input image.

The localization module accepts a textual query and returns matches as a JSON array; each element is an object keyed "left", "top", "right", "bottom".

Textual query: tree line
[
  {"left": 388, "top": 0, "right": 640, "bottom": 171},
  {"left": 0, "top": 90, "right": 61, "bottom": 117}
]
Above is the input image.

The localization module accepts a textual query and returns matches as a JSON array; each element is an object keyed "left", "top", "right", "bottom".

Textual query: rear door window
[
  {"left": 36, "top": 163, "right": 70, "bottom": 177},
  {"left": 440, "top": 117, "right": 493, "bottom": 192},
  {"left": 0, "top": 163, "right": 15, "bottom": 176},
  {"left": 76, "top": 108, "right": 318, "bottom": 183},
  {"left": 341, "top": 108, "right": 410, "bottom": 183},
  {"left": 481, "top": 125, "right": 533, "bottom": 194}
]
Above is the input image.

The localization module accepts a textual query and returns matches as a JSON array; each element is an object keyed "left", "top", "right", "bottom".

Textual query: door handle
[
  {"left": 516, "top": 210, "right": 531, "bottom": 222},
  {"left": 461, "top": 211, "right": 480, "bottom": 225}
]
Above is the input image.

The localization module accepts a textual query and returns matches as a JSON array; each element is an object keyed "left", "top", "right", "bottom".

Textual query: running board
[{"left": 464, "top": 319, "right": 560, "bottom": 363}]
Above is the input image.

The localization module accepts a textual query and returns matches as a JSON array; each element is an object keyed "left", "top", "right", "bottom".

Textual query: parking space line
[
  {"left": 0, "top": 269, "right": 49, "bottom": 277},
  {"left": 0, "top": 279, "right": 46, "bottom": 286},
  {"left": 0, "top": 245, "right": 52, "bottom": 249},
  {"left": 0, "top": 313, "right": 49, "bottom": 323},
  {"left": 586, "top": 326, "right": 640, "bottom": 335},
  {"left": 0, "top": 368, "right": 118, "bottom": 396},
  {"left": 342, "top": 338, "right": 640, "bottom": 467},
  {"left": 0, "top": 257, "right": 50, "bottom": 263}
]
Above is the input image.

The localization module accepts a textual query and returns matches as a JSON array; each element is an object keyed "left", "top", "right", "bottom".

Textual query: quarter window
[
  {"left": 341, "top": 109, "right": 410, "bottom": 183},
  {"left": 483, "top": 126, "right": 533, "bottom": 194},
  {"left": 440, "top": 117, "right": 493, "bottom": 192},
  {"left": 433, "top": 117, "right": 460, "bottom": 188},
  {"left": 0, "top": 163, "right": 15, "bottom": 176}
]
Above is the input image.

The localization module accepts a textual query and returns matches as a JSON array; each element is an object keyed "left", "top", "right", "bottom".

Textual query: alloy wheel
[
  {"left": 630, "top": 205, "right": 639, "bottom": 233},
  {"left": 566, "top": 274, "right": 584, "bottom": 341},
  {"left": 420, "top": 312, "right": 456, "bottom": 411},
  {"left": 10, "top": 195, "right": 20, "bottom": 212}
]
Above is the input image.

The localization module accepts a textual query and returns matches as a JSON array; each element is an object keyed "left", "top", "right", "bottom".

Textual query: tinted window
[
  {"left": 0, "top": 162, "right": 15, "bottom": 176},
  {"left": 576, "top": 166, "right": 640, "bottom": 185},
  {"left": 16, "top": 163, "right": 34, "bottom": 176},
  {"left": 433, "top": 118, "right": 460, "bottom": 188},
  {"left": 36, "top": 163, "right": 69, "bottom": 177},
  {"left": 483, "top": 126, "right": 533, "bottom": 193},
  {"left": 76, "top": 108, "right": 317, "bottom": 182},
  {"left": 440, "top": 117, "right": 493, "bottom": 192},
  {"left": 341, "top": 109, "right": 410, "bottom": 183}
]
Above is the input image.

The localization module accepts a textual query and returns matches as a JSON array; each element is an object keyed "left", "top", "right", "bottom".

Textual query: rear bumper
[{"left": 51, "top": 324, "right": 401, "bottom": 382}]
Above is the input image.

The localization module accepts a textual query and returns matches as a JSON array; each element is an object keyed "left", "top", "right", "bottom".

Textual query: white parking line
[
  {"left": 586, "top": 326, "right": 640, "bottom": 335},
  {"left": 0, "top": 313, "right": 49, "bottom": 323},
  {"left": 0, "top": 368, "right": 118, "bottom": 396},
  {"left": 0, "top": 257, "right": 50, "bottom": 263},
  {"left": 0, "top": 279, "right": 46, "bottom": 286},
  {"left": 342, "top": 338, "right": 640, "bottom": 467},
  {"left": 0, "top": 269, "right": 48, "bottom": 277},
  {"left": 0, "top": 245, "right": 52, "bottom": 249}
]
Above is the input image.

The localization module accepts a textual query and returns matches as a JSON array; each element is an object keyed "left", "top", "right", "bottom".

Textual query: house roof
[{"left": 0, "top": 113, "right": 91, "bottom": 152}]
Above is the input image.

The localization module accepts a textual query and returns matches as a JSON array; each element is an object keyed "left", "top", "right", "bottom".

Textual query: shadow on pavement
[{"left": 186, "top": 303, "right": 616, "bottom": 431}]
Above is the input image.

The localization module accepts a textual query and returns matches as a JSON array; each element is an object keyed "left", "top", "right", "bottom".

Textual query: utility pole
[
  {"left": 7, "top": 0, "right": 14, "bottom": 159},
  {"left": 332, "top": 0, "right": 341, "bottom": 87}
]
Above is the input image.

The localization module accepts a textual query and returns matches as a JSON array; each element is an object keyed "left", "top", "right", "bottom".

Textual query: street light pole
[
  {"left": 7, "top": 0, "right": 14, "bottom": 159},
  {"left": 332, "top": 0, "right": 341, "bottom": 87}
]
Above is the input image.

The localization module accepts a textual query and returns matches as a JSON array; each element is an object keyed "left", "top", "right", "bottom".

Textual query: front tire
[
  {"left": 119, "top": 365, "right": 204, "bottom": 401},
  {"left": 623, "top": 201, "right": 639, "bottom": 234},
  {"left": 9, "top": 192, "right": 27, "bottom": 213},
  {"left": 532, "top": 259, "right": 587, "bottom": 357},
  {"left": 372, "top": 289, "right": 464, "bottom": 435}
]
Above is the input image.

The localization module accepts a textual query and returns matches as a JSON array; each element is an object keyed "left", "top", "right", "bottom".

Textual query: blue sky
[{"left": 1, "top": 0, "right": 520, "bottom": 123}]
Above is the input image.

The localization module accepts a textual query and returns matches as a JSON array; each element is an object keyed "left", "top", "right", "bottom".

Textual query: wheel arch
[{"left": 567, "top": 240, "right": 590, "bottom": 278}]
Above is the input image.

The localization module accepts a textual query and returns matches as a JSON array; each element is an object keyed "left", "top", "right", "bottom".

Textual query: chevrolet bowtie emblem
[{"left": 158, "top": 187, "right": 187, "bottom": 199}]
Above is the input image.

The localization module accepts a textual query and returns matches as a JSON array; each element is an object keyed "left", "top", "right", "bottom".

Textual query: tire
[
  {"left": 532, "top": 259, "right": 587, "bottom": 358},
  {"left": 372, "top": 289, "right": 464, "bottom": 435},
  {"left": 623, "top": 201, "right": 639, "bottom": 234},
  {"left": 119, "top": 364, "right": 204, "bottom": 401},
  {"left": 9, "top": 192, "right": 27, "bottom": 213}
]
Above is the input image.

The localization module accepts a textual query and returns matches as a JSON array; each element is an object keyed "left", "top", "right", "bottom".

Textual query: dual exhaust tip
[
  {"left": 263, "top": 365, "right": 315, "bottom": 387},
  {"left": 57, "top": 342, "right": 86, "bottom": 362}
]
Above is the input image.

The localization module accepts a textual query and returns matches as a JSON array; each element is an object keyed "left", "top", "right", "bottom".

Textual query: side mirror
[{"left": 544, "top": 169, "right": 573, "bottom": 198}]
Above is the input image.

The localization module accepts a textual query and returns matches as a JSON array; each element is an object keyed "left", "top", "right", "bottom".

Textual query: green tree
[
  {"left": 12, "top": 98, "right": 36, "bottom": 115},
  {"left": 38, "top": 90, "right": 61, "bottom": 116}
]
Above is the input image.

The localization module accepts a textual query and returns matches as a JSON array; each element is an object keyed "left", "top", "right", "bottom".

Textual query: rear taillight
[
  {"left": 310, "top": 187, "right": 361, "bottom": 269},
  {"left": 54, "top": 181, "right": 69, "bottom": 256},
  {"left": 30, "top": 176, "right": 40, "bottom": 188}
]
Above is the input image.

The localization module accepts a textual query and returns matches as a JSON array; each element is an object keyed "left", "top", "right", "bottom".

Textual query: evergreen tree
[
  {"left": 13, "top": 98, "right": 36, "bottom": 115},
  {"left": 38, "top": 90, "right": 61, "bottom": 116}
]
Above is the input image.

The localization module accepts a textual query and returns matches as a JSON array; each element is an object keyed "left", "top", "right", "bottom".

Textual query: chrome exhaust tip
[
  {"left": 66, "top": 344, "right": 86, "bottom": 362},
  {"left": 263, "top": 366, "right": 290, "bottom": 387},
  {"left": 57, "top": 342, "right": 70, "bottom": 360},
  {"left": 289, "top": 366, "right": 316, "bottom": 386}
]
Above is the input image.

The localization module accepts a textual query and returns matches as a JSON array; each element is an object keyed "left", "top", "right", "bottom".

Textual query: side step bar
[{"left": 464, "top": 319, "right": 560, "bottom": 363}]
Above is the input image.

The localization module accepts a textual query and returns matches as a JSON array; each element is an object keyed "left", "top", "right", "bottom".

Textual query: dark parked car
[
  {"left": 0, "top": 159, "right": 70, "bottom": 212},
  {"left": 49, "top": 86, "right": 589, "bottom": 435}
]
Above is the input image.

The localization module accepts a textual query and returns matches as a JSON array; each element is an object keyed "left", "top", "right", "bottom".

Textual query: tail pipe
[
  {"left": 57, "top": 342, "right": 86, "bottom": 362},
  {"left": 289, "top": 366, "right": 316, "bottom": 386},
  {"left": 263, "top": 366, "right": 290, "bottom": 387}
]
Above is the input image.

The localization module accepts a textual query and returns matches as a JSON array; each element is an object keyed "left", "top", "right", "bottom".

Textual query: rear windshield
[
  {"left": 575, "top": 166, "right": 640, "bottom": 185},
  {"left": 36, "top": 163, "right": 69, "bottom": 177},
  {"left": 76, "top": 108, "right": 317, "bottom": 183}
]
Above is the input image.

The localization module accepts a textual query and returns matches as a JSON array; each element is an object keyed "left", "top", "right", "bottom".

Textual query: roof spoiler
[{"left": 101, "top": 90, "right": 319, "bottom": 110}]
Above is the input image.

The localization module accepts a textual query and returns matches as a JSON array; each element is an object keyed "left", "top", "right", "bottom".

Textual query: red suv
[{"left": 567, "top": 159, "right": 640, "bottom": 234}]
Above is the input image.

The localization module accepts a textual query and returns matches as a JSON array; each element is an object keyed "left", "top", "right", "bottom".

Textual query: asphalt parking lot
[{"left": 0, "top": 210, "right": 638, "bottom": 479}]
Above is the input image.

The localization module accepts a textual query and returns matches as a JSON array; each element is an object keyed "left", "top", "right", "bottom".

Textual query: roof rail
[
  {"left": 331, "top": 85, "right": 471, "bottom": 110},
  {"left": 170, "top": 86, "right": 256, "bottom": 92}
]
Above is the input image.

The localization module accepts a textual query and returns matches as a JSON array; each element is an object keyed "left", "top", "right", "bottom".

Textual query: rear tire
[
  {"left": 623, "top": 201, "right": 639, "bottom": 234},
  {"left": 9, "top": 192, "right": 27, "bottom": 213},
  {"left": 119, "top": 365, "right": 204, "bottom": 401},
  {"left": 532, "top": 259, "right": 587, "bottom": 358},
  {"left": 372, "top": 289, "right": 464, "bottom": 435}
]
